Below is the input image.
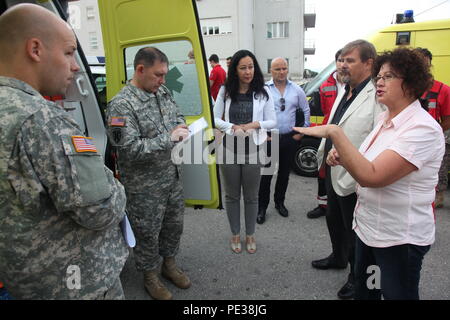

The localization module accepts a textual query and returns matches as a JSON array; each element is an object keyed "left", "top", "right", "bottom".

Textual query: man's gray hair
[{"left": 341, "top": 39, "right": 377, "bottom": 62}]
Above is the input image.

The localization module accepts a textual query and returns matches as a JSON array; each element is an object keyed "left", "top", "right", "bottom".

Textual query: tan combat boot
[
  {"left": 143, "top": 269, "right": 172, "bottom": 300},
  {"left": 162, "top": 257, "right": 191, "bottom": 289},
  {"left": 435, "top": 191, "right": 445, "bottom": 208}
]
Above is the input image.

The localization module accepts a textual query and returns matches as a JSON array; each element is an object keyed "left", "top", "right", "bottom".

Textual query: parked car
[{"left": 291, "top": 61, "right": 335, "bottom": 177}]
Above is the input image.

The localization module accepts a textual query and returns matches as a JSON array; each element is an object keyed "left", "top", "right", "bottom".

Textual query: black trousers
[
  {"left": 325, "top": 166, "right": 357, "bottom": 277},
  {"left": 258, "top": 134, "right": 297, "bottom": 209},
  {"left": 318, "top": 176, "right": 327, "bottom": 198},
  {"left": 354, "top": 235, "right": 430, "bottom": 300}
]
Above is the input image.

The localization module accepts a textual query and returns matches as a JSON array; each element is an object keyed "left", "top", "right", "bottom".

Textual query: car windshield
[
  {"left": 303, "top": 61, "right": 336, "bottom": 96},
  {"left": 89, "top": 66, "right": 106, "bottom": 91}
]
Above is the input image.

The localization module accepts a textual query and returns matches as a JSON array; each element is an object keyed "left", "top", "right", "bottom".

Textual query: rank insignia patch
[
  {"left": 72, "top": 136, "right": 98, "bottom": 153},
  {"left": 110, "top": 117, "right": 127, "bottom": 127}
]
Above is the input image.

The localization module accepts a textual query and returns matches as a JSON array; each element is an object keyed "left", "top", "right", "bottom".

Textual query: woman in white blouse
[
  {"left": 214, "top": 50, "right": 276, "bottom": 254},
  {"left": 294, "top": 48, "right": 444, "bottom": 300}
]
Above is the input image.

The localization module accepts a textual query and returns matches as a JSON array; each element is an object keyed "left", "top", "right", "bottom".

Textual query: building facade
[
  {"left": 68, "top": 0, "right": 315, "bottom": 78},
  {"left": 196, "top": 0, "right": 315, "bottom": 78},
  {"left": 68, "top": 0, "right": 104, "bottom": 57}
]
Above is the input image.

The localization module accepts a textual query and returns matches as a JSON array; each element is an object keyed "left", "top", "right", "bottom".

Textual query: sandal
[
  {"left": 246, "top": 235, "right": 257, "bottom": 254},
  {"left": 230, "top": 235, "right": 241, "bottom": 254}
]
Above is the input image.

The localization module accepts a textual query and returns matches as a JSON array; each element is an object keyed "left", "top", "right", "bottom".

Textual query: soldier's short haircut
[
  {"left": 134, "top": 47, "right": 169, "bottom": 70},
  {"left": 341, "top": 39, "right": 376, "bottom": 62},
  {"left": 0, "top": 4, "right": 61, "bottom": 60}
]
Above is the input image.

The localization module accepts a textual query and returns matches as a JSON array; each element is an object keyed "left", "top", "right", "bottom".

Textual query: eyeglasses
[
  {"left": 280, "top": 98, "right": 285, "bottom": 111},
  {"left": 373, "top": 73, "right": 402, "bottom": 83}
]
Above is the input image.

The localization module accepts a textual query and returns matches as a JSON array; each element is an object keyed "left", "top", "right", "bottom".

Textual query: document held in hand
[
  {"left": 187, "top": 117, "right": 208, "bottom": 139},
  {"left": 120, "top": 214, "right": 136, "bottom": 247}
]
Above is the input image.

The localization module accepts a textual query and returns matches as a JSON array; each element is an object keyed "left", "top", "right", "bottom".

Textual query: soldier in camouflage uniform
[
  {"left": 0, "top": 4, "right": 128, "bottom": 299},
  {"left": 106, "top": 47, "right": 191, "bottom": 300}
]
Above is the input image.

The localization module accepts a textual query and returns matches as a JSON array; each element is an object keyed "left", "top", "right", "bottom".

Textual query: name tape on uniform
[{"left": 72, "top": 136, "right": 98, "bottom": 153}]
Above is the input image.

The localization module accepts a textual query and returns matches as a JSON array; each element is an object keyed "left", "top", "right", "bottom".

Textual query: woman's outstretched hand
[{"left": 292, "top": 124, "right": 339, "bottom": 139}]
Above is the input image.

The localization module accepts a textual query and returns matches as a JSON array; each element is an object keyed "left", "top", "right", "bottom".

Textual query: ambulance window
[
  {"left": 396, "top": 32, "right": 411, "bottom": 45},
  {"left": 124, "top": 40, "right": 203, "bottom": 116}
]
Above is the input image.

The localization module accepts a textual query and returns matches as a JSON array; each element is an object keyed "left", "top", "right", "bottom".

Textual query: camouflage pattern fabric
[
  {"left": 106, "top": 83, "right": 185, "bottom": 272},
  {"left": 437, "top": 142, "right": 450, "bottom": 192},
  {"left": 0, "top": 77, "right": 128, "bottom": 300},
  {"left": 97, "top": 277, "right": 125, "bottom": 300},
  {"left": 126, "top": 175, "right": 184, "bottom": 271}
]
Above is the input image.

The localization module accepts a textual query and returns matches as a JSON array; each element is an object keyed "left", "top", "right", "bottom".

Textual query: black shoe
[
  {"left": 275, "top": 202, "right": 289, "bottom": 217},
  {"left": 311, "top": 254, "right": 347, "bottom": 270},
  {"left": 337, "top": 278, "right": 355, "bottom": 300},
  {"left": 307, "top": 206, "right": 326, "bottom": 219},
  {"left": 256, "top": 208, "right": 266, "bottom": 224}
]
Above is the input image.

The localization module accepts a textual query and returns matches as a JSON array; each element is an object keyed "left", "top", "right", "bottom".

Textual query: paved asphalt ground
[{"left": 120, "top": 173, "right": 450, "bottom": 301}]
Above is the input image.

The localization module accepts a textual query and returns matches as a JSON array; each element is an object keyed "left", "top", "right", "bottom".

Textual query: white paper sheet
[
  {"left": 120, "top": 214, "right": 136, "bottom": 248},
  {"left": 188, "top": 117, "right": 208, "bottom": 138}
]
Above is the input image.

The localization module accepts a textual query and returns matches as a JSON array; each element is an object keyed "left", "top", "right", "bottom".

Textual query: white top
[
  {"left": 213, "top": 86, "right": 277, "bottom": 145},
  {"left": 353, "top": 100, "right": 445, "bottom": 247}
]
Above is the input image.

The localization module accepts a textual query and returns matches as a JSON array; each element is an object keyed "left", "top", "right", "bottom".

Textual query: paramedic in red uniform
[
  {"left": 307, "top": 49, "right": 345, "bottom": 219},
  {"left": 209, "top": 54, "right": 227, "bottom": 101}
]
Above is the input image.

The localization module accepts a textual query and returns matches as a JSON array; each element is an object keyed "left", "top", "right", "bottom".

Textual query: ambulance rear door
[{"left": 98, "top": 0, "right": 221, "bottom": 209}]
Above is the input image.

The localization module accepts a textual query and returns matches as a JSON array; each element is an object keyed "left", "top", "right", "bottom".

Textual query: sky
[{"left": 304, "top": 0, "right": 450, "bottom": 72}]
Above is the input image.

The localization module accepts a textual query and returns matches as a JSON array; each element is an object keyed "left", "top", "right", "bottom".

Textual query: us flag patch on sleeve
[
  {"left": 110, "top": 116, "right": 126, "bottom": 127},
  {"left": 72, "top": 136, "right": 98, "bottom": 153}
]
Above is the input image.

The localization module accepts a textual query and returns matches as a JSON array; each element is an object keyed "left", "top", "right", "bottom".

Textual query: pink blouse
[{"left": 353, "top": 100, "right": 445, "bottom": 247}]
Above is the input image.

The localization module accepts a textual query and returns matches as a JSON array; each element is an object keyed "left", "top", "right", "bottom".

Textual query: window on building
[
  {"left": 201, "top": 17, "right": 232, "bottom": 36},
  {"left": 89, "top": 32, "right": 98, "bottom": 50},
  {"left": 267, "top": 22, "right": 289, "bottom": 39},
  {"left": 86, "top": 6, "right": 95, "bottom": 20}
]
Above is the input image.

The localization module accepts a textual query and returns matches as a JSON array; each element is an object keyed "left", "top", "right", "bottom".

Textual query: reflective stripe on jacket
[{"left": 319, "top": 72, "right": 338, "bottom": 124}]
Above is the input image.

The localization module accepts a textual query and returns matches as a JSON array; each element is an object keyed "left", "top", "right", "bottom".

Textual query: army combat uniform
[
  {"left": 0, "top": 77, "right": 128, "bottom": 300},
  {"left": 438, "top": 130, "right": 450, "bottom": 192},
  {"left": 106, "top": 83, "right": 185, "bottom": 272}
]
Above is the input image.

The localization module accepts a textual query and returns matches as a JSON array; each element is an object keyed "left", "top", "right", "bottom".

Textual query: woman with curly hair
[
  {"left": 214, "top": 50, "right": 276, "bottom": 254},
  {"left": 293, "top": 47, "right": 445, "bottom": 299}
]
